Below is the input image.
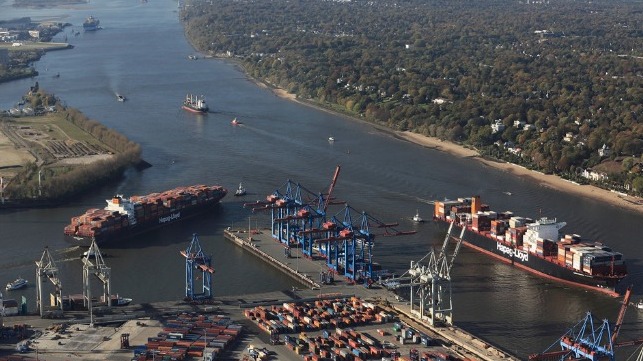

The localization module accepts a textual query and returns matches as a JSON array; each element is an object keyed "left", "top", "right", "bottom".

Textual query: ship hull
[
  {"left": 438, "top": 220, "right": 624, "bottom": 297},
  {"left": 182, "top": 105, "right": 207, "bottom": 113},
  {"left": 66, "top": 190, "right": 226, "bottom": 246}
]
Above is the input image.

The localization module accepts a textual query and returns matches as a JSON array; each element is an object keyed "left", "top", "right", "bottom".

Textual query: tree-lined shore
[{"left": 181, "top": 0, "right": 642, "bottom": 196}]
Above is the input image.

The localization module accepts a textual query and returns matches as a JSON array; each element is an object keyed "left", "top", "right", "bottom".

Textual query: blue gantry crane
[
  {"left": 246, "top": 165, "right": 414, "bottom": 286},
  {"left": 315, "top": 203, "right": 415, "bottom": 285},
  {"left": 180, "top": 233, "right": 214, "bottom": 301},
  {"left": 529, "top": 285, "right": 643, "bottom": 361},
  {"left": 246, "top": 166, "right": 341, "bottom": 257}
]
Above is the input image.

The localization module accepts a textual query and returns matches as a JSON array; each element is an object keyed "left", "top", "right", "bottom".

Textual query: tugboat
[
  {"left": 6, "top": 277, "right": 28, "bottom": 291},
  {"left": 182, "top": 94, "right": 208, "bottom": 113},
  {"left": 234, "top": 183, "right": 246, "bottom": 196},
  {"left": 412, "top": 210, "right": 424, "bottom": 223},
  {"left": 231, "top": 117, "right": 241, "bottom": 125}
]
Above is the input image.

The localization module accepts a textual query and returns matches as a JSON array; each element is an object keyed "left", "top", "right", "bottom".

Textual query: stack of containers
[{"left": 134, "top": 312, "right": 242, "bottom": 361}]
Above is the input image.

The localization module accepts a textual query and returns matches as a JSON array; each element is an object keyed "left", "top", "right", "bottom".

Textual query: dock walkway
[{"left": 223, "top": 228, "right": 520, "bottom": 361}]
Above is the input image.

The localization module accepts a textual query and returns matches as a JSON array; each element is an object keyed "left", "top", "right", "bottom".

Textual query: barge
[
  {"left": 64, "top": 184, "right": 227, "bottom": 245},
  {"left": 433, "top": 195, "right": 627, "bottom": 296}
]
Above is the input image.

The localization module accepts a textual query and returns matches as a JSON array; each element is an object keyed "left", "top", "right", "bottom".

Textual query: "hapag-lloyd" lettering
[
  {"left": 497, "top": 243, "right": 529, "bottom": 262},
  {"left": 159, "top": 212, "right": 181, "bottom": 224}
]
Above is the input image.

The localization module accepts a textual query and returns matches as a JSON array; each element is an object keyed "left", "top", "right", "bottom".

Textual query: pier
[{"left": 223, "top": 228, "right": 520, "bottom": 361}]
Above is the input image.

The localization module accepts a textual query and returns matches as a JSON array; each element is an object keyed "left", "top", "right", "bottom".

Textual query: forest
[{"left": 181, "top": 0, "right": 643, "bottom": 195}]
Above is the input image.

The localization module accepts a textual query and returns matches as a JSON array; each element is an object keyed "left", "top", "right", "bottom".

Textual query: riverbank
[{"left": 256, "top": 82, "right": 643, "bottom": 216}]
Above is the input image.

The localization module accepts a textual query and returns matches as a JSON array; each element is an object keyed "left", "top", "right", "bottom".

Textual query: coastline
[{"left": 260, "top": 81, "right": 643, "bottom": 216}]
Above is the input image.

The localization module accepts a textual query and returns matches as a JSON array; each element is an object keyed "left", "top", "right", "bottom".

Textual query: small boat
[
  {"left": 328, "top": 136, "right": 335, "bottom": 142},
  {"left": 101, "top": 294, "right": 133, "bottom": 306},
  {"left": 634, "top": 299, "right": 643, "bottom": 310},
  {"left": 231, "top": 117, "right": 241, "bottom": 125},
  {"left": 6, "top": 277, "right": 28, "bottom": 291},
  {"left": 412, "top": 210, "right": 424, "bottom": 223},
  {"left": 188, "top": 55, "right": 198, "bottom": 60},
  {"left": 83, "top": 16, "right": 100, "bottom": 31},
  {"left": 234, "top": 183, "right": 246, "bottom": 196},
  {"left": 117, "top": 94, "right": 126, "bottom": 102}
]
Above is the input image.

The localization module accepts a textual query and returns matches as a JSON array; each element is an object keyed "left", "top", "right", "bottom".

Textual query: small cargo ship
[
  {"left": 83, "top": 16, "right": 100, "bottom": 31},
  {"left": 182, "top": 94, "right": 208, "bottom": 113},
  {"left": 64, "top": 184, "right": 227, "bottom": 245},
  {"left": 433, "top": 195, "right": 627, "bottom": 296}
]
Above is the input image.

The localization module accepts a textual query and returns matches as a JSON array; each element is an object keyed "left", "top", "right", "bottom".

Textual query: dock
[{"left": 223, "top": 228, "right": 520, "bottom": 361}]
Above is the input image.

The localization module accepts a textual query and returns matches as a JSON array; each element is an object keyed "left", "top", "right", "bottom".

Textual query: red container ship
[
  {"left": 433, "top": 195, "right": 627, "bottom": 297},
  {"left": 64, "top": 184, "right": 227, "bottom": 245}
]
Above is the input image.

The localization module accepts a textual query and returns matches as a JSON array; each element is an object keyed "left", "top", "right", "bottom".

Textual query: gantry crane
[
  {"left": 35, "top": 247, "right": 63, "bottom": 317},
  {"left": 383, "top": 222, "right": 465, "bottom": 326},
  {"left": 529, "top": 285, "right": 643, "bottom": 361},
  {"left": 181, "top": 233, "right": 214, "bottom": 301},
  {"left": 315, "top": 203, "right": 415, "bottom": 285},
  {"left": 246, "top": 166, "right": 342, "bottom": 257},
  {"left": 82, "top": 240, "right": 111, "bottom": 327}
]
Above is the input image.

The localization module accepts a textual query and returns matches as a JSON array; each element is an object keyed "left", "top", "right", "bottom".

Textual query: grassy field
[{"left": 0, "top": 111, "right": 113, "bottom": 183}]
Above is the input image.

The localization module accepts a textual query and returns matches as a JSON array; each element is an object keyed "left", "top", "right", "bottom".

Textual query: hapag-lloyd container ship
[
  {"left": 64, "top": 185, "right": 227, "bottom": 245},
  {"left": 433, "top": 195, "right": 627, "bottom": 297}
]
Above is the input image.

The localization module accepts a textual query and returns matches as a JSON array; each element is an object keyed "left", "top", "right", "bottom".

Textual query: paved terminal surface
[{"left": 0, "top": 228, "right": 521, "bottom": 361}]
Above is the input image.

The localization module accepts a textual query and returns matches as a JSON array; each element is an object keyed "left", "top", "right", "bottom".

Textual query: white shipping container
[{"left": 572, "top": 253, "right": 582, "bottom": 271}]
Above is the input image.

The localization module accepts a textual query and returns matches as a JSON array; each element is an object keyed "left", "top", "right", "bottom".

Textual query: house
[
  {"left": 581, "top": 169, "right": 608, "bottom": 182},
  {"left": 513, "top": 120, "right": 526, "bottom": 128},
  {"left": 563, "top": 132, "right": 574, "bottom": 142},
  {"left": 491, "top": 119, "right": 505, "bottom": 134},
  {"left": 598, "top": 144, "right": 611, "bottom": 157}
]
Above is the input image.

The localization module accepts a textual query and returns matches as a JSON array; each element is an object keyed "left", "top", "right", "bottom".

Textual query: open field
[{"left": 0, "top": 111, "right": 114, "bottom": 185}]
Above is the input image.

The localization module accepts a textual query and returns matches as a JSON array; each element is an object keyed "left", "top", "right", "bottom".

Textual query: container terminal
[
  {"left": 3, "top": 167, "right": 640, "bottom": 360},
  {"left": 0, "top": 229, "right": 518, "bottom": 361}
]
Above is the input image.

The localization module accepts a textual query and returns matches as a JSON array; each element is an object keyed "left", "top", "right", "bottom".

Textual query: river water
[{"left": 0, "top": 0, "right": 641, "bottom": 358}]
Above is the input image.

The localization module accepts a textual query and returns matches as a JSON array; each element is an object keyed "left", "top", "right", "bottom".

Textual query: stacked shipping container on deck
[
  {"left": 64, "top": 185, "right": 226, "bottom": 241},
  {"left": 433, "top": 196, "right": 627, "bottom": 284}
]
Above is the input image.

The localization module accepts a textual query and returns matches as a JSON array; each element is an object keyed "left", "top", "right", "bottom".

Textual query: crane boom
[
  {"left": 610, "top": 285, "right": 633, "bottom": 348},
  {"left": 324, "top": 165, "right": 341, "bottom": 213}
]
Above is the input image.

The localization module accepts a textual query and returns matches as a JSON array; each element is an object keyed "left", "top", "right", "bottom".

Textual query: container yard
[{"left": 224, "top": 228, "right": 520, "bottom": 361}]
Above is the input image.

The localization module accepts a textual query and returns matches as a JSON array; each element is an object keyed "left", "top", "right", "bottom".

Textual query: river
[{"left": 0, "top": 0, "right": 641, "bottom": 358}]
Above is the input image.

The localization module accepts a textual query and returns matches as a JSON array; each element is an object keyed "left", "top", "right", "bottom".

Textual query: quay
[
  {"left": 223, "top": 228, "right": 520, "bottom": 361},
  {"left": 0, "top": 228, "right": 521, "bottom": 361}
]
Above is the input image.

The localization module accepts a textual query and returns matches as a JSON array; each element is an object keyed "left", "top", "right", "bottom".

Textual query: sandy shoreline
[{"left": 259, "top": 82, "right": 643, "bottom": 216}]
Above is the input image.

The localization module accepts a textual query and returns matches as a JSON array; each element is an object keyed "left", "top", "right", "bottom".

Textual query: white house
[{"left": 598, "top": 144, "right": 611, "bottom": 157}]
